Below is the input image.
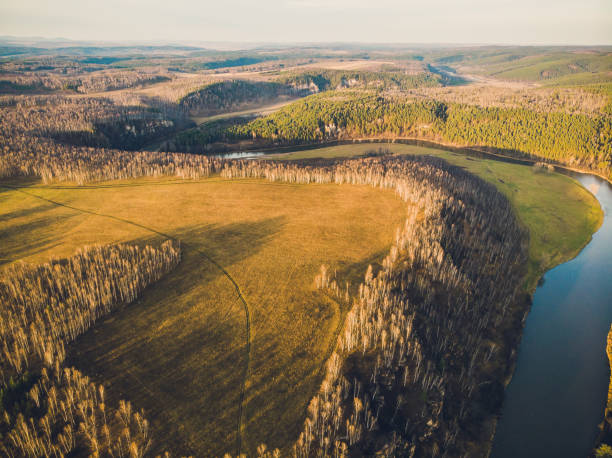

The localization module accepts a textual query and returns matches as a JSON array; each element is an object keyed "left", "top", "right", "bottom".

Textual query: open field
[
  {"left": 1, "top": 41, "right": 609, "bottom": 456},
  {"left": 0, "top": 176, "right": 405, "bottom": 455},
  {"left": 269, "top": 143, "right": 603, "bottom": 289}
]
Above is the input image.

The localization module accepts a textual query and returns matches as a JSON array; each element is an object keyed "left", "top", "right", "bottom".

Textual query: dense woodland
[
  {"left": 406, "top": 85, "right": 611, "bottom": 117},
  {"left": 221, "top": 155, "right": 528, "bottom": 456},
  {"left": 276, "top": 69, "right": 444, "bottom": 93},
  {"left": 199, "top": 91, "right": 612, "bottom": 178},
  {"left": 0, "top": 69, "right": 171, "bottom": 94},
  {"left": 0, "top": 95, "right": 229, "bottom": 183},
  {"left": 1, "top": 242, "right": 181, "bottom": 456},
  {"left": 179, "top": 80, "right": 303, "bottom": 115},
  {"left": 0, "top": 94, "right": 192, "bottom": 152},
  {"left": 0, "top": 45, "right": 609, "bottom": 456}
]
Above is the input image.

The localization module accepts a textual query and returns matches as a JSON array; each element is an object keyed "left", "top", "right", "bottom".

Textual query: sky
[{"left": 1, "top": 0, "right": 611, "bottom": 45}]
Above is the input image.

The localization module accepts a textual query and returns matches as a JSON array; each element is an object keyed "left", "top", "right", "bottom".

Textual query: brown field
[{"left": 0, "top": 176, "right": 406, "bottom": 455}]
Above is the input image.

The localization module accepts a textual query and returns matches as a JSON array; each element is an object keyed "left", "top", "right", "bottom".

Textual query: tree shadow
[
  {"left": 66, "top": 216, "right": 285, "bottom": 456},
  {"left": 0, "top": 202, "right": 58, "bottom": 222},
  {"left": 0, "top": 210, "right": 80, "bottom": 265}
]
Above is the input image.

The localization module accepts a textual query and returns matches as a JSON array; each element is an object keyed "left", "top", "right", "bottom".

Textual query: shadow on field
[
  {"left": 235, "top": 248, "right": 393, "bottom": 453},
  {"left": 0, "top": 201, "right": 58, "bottom": 222},
  {"left": 67, "top": 217, "right": 284, "bottom": 456},
  {"left": 0, "top": 207, "right": 80, "bottom": 265}
]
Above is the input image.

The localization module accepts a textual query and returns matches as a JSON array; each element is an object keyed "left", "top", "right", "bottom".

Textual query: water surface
[{"left": 492, "top": 174, "right": 612, "bottom": 457}]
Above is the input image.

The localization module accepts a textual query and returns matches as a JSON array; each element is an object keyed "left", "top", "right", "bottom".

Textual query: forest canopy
[{"left": 176, "top": 91, "right": 612, "bottom": 177}]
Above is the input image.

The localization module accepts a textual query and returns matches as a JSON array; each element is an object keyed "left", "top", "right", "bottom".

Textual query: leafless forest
[
  {"left": 221, "top": 156, "right": 528, "bottom": 456},
  {"left": 1, "top": 242, "right": 181, "bottom": 456},
  {"left": 0, "top": 47, "right": 565, "bottom": 456},
  {"left": 0, "top": 95, "right": 225, "bottom": 183}
]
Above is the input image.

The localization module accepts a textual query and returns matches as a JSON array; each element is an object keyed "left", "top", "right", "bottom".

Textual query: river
[
  {"left": 492, "top": 173, "right": 612, "bottom": 457},
  {"left": 257, "top": 139, "right": 611, "bottom": 455}
]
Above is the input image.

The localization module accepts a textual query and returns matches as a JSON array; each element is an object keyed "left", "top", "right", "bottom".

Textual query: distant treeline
[
  {"left": 179, "top": 80, "right": 302, "bottom": 115},
  {"left": 276, "top": 69, "right": 444, "bottom": 92},
  {"left": 0, "top": 95, "right": 228, "bottom": 183},
  {"left": 183, "top": 91, "right": 611, "bottom": 178},
  {"left": 0, "top": 70, "right": 170, "bottom": 94},
  {"left": 0, "top": 95, "right": 197, "bottom": 161},
  {"left": 1, "top": 242, "right": 180, "bottom": 456},
  {"left": 200, "top": 56, "right": 271, "bottom": 70},
  {"left": 177, "top": 69, "right": 445, "bottom": 117}
]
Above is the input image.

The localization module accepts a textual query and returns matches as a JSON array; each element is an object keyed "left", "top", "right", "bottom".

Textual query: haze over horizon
[{"left": 2, "top": 0, "right": 611, "bottom": 46}]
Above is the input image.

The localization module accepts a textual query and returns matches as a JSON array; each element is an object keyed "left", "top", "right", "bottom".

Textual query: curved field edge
[
  {"left": 267, "top": 142, "right": 604, "bottom": 292},
  {"left": 0, "top": 175, "right": 406, "bottom": 455},
  {"left": 0, "top": 242, "right": 181, "bottom": 456},
  {"left": 0, "top": 182, "right": 253, "bottom": 455},
  {"left": 218, "top": 155, "right": 528, "bottom": 456},
  {"left": 1, "top": 147, "right": 604, "bottom": 454}
]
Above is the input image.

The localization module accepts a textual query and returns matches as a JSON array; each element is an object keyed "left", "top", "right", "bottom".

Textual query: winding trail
[{"left": 0, "top": 182, "right": 251, "bottom": 456}]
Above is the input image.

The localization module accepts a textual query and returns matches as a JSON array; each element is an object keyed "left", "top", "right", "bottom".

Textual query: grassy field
[
  {"left": 270, "top": 143, "right": 603, "bottom": 290},
  {"left": 473, "top": 52, "right": 612, "bottom": 84},
  {"left": 0, "top": 144, "right": 602, "bottom": 454},
  {"left": 0, "top": 176, "right": 406, "bottom": 455}
]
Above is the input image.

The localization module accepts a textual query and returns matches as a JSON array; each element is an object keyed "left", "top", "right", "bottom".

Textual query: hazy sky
[{"left": 1, "top": 0, "right": 611, "bottom": 45}]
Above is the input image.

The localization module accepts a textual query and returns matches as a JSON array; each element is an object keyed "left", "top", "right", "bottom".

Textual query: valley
[{"left": 0, "top": 40, "right": 610, "bottom": 457}]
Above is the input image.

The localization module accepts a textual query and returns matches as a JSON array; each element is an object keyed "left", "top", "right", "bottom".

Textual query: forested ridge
[
  {"left": 276, "top": 69, "right": 444, "bottom": 92},
  {"left": 179, "top": 80, "right": 302, "bottom": 115},
  {"left": 0, "top": 95, "right": 226, "bottom": 183},
  {"left": 1, "top": 242, "right": 181, "bottom": 456},
  {"left": 214, "top": 92, "right": 612, "bottom": 178},
  {"left": 0, "top": 69, "right": 171, "bottom": 95},
  {"left": 0, "top": 94, "right": 192, "bottom": 152}
]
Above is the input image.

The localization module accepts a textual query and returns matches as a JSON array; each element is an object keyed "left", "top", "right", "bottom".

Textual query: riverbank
[
  {"left": 201, "top": 135, "right": 612, "bottom": 185},
  {"left": 264, "top": 141, "right": 605, "bottom": 457},
  {"left": 594, "top": 326, "right": 612, "bottom": 455},
  {"left": 265, "top": 141, "right": 603, "bottom": 291},
  {"left": 491, "top": 173, "right": 612, "bottom": 457}
]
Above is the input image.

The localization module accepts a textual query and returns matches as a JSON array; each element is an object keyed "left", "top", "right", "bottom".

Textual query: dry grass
[
  {"left": 0, "top": 176, "right": 405, "bottom": 455},
  {"left": 271, "top": 143, "right": 603, "bottom": 290}
]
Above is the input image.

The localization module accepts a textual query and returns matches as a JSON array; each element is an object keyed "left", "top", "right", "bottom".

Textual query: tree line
[
  {"left": 179, "top": 80, "right": 304, "bottom": 116},
  {"left": 0, "top": 70, "right": 170, "bottom": 95},
  {"left": 211, "top": 91, "right": 612, "bottom": 178},
  {"left": 0, "top": 94, "right": 192, "bottom": 152},
  {"left": 0, "top": 95, "right": 228, "bottom": 183},
  {"left": 221, "top": 154, "right": 528, "bottom": 456},
  {"left": 276, "top": 69, "right": 444, "bottom": 93},
  {"left": 1, "top": 242, "right": 181, "bottom": 456}
]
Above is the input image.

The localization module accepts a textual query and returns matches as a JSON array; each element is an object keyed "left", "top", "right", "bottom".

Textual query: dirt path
[{"left": 0, "top": 182, "right": 252, "bottom": 456}]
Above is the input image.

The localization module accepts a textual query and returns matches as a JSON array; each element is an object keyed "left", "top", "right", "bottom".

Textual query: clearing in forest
[{"left": 0, "top": 176, "right": 405, "bottom": 455}]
